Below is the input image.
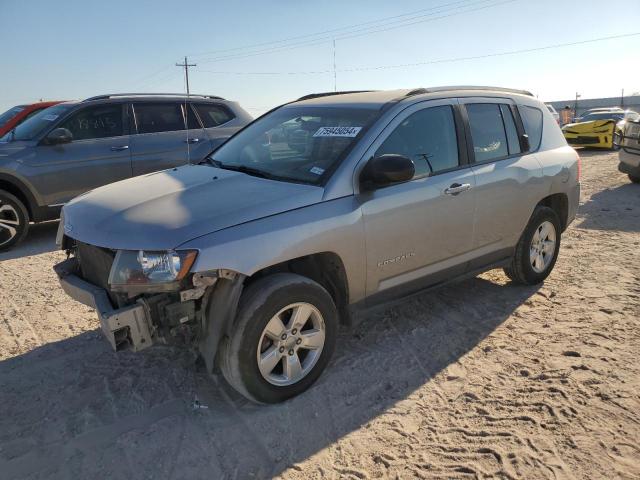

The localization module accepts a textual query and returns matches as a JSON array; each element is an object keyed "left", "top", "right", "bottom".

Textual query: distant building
[{"left": 547, "top": 95, "right": 640, "bottom": 123}]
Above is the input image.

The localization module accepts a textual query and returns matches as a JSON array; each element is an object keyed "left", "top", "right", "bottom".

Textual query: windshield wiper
[{"left": 203, "top": 157, "right": 272, "bottom": 179}]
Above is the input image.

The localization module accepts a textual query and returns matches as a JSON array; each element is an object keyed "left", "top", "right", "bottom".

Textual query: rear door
[
  {"left": 21, "top": 103, "right": 132, "bottom": 206},
  {"left": 461, "top": 98, "right": 544, "bottom": 260},
  {"left": 129, "top": 101, "right": 209, "bottom": 176},
  {"left": 193, "top": 102, "right": 240, "bottom": 151}
]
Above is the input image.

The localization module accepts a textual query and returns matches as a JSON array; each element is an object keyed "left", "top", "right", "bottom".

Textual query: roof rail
[
  {"left": 82, "top": 93, "right": 226, "bottom": 102},
  {"left": 296, "top": 90, "right": 376, "bottom": 102},
  {"left": 404, "top": 86, "right": 534, "bottom": 98}
]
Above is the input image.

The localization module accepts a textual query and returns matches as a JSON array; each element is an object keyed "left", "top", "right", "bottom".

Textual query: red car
[{"left": 0, "top": 101, "right": 63, "bottom": 137}]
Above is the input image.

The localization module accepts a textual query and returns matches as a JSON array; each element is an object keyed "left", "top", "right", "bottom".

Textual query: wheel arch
[
  {"left": 536, "top": 193, "right": 569, "bottom": 231},
  {"left": 244, "top": 252, "right": 350, "bottom": 325},
  {"left": 0, "top": 173, "right": 38, "bottom": 220}
]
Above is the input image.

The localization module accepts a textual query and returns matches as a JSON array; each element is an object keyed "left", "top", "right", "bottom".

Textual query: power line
[
  {"left": 192, "top": 32, "right": 640, "bottom": 77},
  {"left": 195, "top": 0, "right": 516, "bottom": 65},
  {"left": 188, "top": 0, "right": 478, "bottom": 59}
]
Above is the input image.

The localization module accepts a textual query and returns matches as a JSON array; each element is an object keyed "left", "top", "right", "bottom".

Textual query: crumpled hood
[
  {"left": 62, "top": 165, "right": 324, "bottom": 250},
  {"left": 563, "top": 119, "right": 615, "bottom": 133}
]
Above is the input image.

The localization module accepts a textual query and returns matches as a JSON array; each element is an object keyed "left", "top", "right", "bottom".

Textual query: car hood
[
  {"left": 562, "top": 119, "right": 616, "bottom": 133},
  {"left": 62, "top": 165, "right": 324, "bottom": 250}
]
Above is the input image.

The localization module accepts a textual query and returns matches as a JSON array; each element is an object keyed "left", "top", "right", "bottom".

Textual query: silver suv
[
  {"left": 54, "top": 87, "right": 580, "bottom": 404},
  {"left": 0, "top": 93, "right": 252, "bottom": 251}
]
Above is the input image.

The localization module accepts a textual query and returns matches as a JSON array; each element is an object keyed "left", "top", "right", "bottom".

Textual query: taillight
[{"left": 576, "top": 152, "right": 581, "bottom": 181}]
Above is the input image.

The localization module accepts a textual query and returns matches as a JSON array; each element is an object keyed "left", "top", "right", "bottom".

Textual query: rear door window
[
  {"left": 195, "top": 103, "right": 234, "bottom": 127},
  {"left": 466, "top": 103, "right": 509, "bottom": 162},
  {"left": 59, "top": 104, "right": 124, "bottom": 141},
  {"left": 518, "top": 105, "right": 543, "bottom": 151},
  {"left": 133, "top": 103, "right": 186, "bottom": 134}
]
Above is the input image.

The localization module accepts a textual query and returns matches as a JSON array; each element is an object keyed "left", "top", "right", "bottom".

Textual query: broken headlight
[{"left": 108, "top": 250, "right": 198, "bottom": 291}]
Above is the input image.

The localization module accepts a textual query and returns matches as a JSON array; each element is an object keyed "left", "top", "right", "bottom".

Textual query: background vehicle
[
  {"left": 618, "top": 116, "right": 640, "bottom": 183},
  {"left": 562, "top": 110, "right": 631, "bottom": 149},
  {"left": 55, "top": 87, "right": 580, "bottom": 404},
  {"left": 0, "top": 101, "right": 63, "bottom": 137},
  {"left": 0, "top": 93, "right": 252, "bottom": 251},
  {"left": 545, "top": 103, "right": 560, "bottom": 124}
]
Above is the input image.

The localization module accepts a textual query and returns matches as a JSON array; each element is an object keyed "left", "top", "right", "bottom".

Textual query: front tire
[
  {"left": 504, "top": 206, "right": 561, "bottom": 285},
  {"left": 0, "top": 190, "right": 29, "bottom": 252},
  {"left": 220, "top": 273, "right": 338, "bottom": 403}
]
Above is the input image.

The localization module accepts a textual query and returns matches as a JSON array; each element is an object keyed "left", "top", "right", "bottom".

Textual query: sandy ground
[{"left": 0, "top": 150, "right": 639, "bottom": 480}]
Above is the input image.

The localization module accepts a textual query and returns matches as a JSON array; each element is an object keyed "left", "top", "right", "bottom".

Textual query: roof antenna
[
  {"left": 176, "top": 56, "right": 197, "bottom": 163},
  {"left": 332, "top": 39, "right": 337, "bottom": 92}
]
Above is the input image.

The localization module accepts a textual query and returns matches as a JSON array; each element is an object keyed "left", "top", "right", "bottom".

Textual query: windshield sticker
[
  {"left": 313, "top": 126, "right": 362, "bottom": 138},
  {"left": 42, "top": 114, "right": 59, "bottom": 121},
  {"left": 309, "top": 166, "right": 325, "bottom": 175}
]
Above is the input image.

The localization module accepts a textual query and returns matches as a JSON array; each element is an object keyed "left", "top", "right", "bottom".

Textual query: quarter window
[
  {"left": 195, "top": 103, "right": 234, "bottom": 127},
  {"left": 133, "top": 103, "right": 186, "bottom": 134},
  {"left": 466, "top": 103, "right": 510, "bottom": 162},
  {"left": 375, "top": 105, "right": 459, "bottom": 177},
  {"left": 519, "top": 105, "right": 543, "bottom": 151},
  {"left": 59, "top": 105, "right": 124, "bottom": 141}
]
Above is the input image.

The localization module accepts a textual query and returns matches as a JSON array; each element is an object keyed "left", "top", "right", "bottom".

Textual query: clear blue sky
[{"left": 1, "top": 0, "right": 639, "bottom": 115}]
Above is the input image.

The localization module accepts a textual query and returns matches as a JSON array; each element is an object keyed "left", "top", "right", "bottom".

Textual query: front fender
[{"left": 179, "top": 196, "right": 367, "bottom": 304}]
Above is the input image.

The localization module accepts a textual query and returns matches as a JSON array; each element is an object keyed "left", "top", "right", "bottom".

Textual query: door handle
[
  {"left": 184, "top": 138, "right": 200, "bottom": 144},
  {"left": 110, "top": 145, "right": 129, "bottom": 151},
  {"left": 444, "top": 183, "right": 471, "bottom": 195}
]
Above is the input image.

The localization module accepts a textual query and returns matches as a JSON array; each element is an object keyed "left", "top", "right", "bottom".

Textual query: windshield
[
  {"left": 579, "top": 112, "right": 625, "bottom": 122},
  {"left": 208, "top": 106, "right": 379, "bottom": 185},
  {"left": 0, "top": 105, "right": 25, "bottom": 128},
  {"left": 1, "top": 103, "right": 74, "bottom": 141}
]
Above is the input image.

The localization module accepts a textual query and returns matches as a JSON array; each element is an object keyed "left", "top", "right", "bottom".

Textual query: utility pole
[
  {"left": 176, "top": 56, "right": 197, "bottom": 96},
  {"left": 621, "top": 88, "right": 624, "bottom": 108},
  {"left": 574, "top": 92, "right": 581, "bottom": 121}
]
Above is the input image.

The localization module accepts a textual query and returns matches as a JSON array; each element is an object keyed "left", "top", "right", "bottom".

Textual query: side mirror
[
  {"left": 520, "top": 133, "right": 530, "bottom": 152},
  {"left": 361, "top": 154, "right": 415, "bottom": 189},
  {"left": 44, "top": 128, "right": 73, "bottom": 145}
]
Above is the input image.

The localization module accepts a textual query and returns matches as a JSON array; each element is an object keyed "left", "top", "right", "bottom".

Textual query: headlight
[{"left": 108, "top": 250, "right": 198, "bottom": 291}]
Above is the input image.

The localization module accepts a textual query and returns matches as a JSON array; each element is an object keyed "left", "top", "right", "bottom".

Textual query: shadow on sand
[
  {"left": 0, "top": 221, "right": 59, "bottom": 262},
  {"left": 0, "top": 275, "right": 539, "bottom": 479}
]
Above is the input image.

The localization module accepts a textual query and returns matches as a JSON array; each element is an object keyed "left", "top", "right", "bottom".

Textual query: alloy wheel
[
  {"left": 529, "top": 220, "right": 556, "bottom": 273},
  {"left": 0, "top": 202, "right": 20, "bottom": 248},
  {"left": 256, "top": 302, "right": 326, "bottom": 386}
]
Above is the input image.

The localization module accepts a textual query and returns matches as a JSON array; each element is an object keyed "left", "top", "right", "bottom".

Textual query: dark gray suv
[{"left": 0, "top": 93, "right": 252, "bottom": 251}]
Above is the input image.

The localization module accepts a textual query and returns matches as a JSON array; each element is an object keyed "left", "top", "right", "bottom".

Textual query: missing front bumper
[{"left": 54, "top": 258, "right": 153, "bottom": 352}]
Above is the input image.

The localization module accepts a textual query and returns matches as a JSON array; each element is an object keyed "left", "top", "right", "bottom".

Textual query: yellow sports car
[{"left": 562, "top": 110, "right": 639, "bottom": 149}]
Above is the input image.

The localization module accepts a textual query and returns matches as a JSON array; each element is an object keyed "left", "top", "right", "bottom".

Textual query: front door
[
  {"left": 22, "top": 103, "right": 131, "bottom": 206},
  {"left": 359, "top": 100, "right": 477, "bottom": 302}
]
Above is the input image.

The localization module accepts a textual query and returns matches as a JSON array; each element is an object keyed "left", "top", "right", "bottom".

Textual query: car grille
[
  {"left": 567, "top": 136, "right": 600, "bottom": 145},
  {"left": 76, "top": 242, "right": 116, "bottom": 292}
]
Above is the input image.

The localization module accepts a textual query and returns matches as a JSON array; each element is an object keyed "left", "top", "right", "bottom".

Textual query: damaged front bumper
[{"left": 54, "top": 258, "right": 154, "bottom": 352}]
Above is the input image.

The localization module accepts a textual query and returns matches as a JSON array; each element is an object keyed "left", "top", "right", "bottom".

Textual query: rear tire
[
  {"left": 629, "top": 174, "right": 640, "bottom": 184},
  {"left": 0, "top": 190, "right": 29, "bottom": 252},
  {"left": 504, "top": 206, "right": 561, "bottom": 285},
  {"left": 220, "top": 273, "right": 338, "bottom": 404}
]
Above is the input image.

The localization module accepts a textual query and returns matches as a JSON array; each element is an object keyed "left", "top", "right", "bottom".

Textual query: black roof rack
[
  {"left": 82, "top": 93, "right": 225, "bottom": 102},
  {"left": 404, "top": 86, "right": 534, "bottom": 98},
  {"left": 296, "top": 90, "right": 376, "bottom": 102}
]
